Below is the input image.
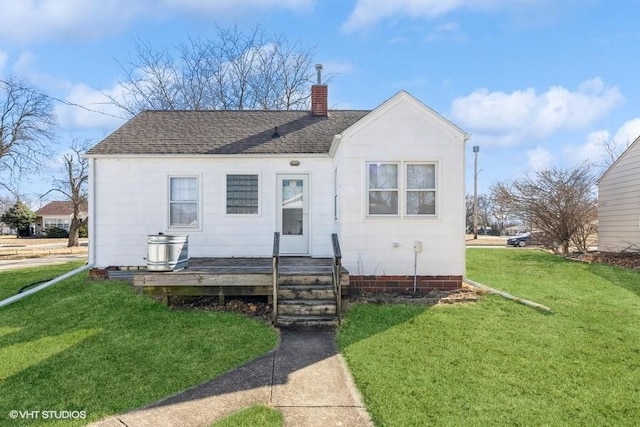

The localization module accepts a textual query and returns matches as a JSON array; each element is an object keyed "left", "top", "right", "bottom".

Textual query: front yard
[{"left": 338, "top": 249, "right": 640, "bottom": 426}]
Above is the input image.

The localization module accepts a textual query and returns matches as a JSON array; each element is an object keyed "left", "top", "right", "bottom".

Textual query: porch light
[{"left": 289, "top": 160, "right": 300, "bottom": 166}]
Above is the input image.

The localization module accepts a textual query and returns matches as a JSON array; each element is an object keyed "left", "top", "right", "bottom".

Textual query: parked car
[{"left": 507, "top": 232, "right": 532, "bottom": 247}]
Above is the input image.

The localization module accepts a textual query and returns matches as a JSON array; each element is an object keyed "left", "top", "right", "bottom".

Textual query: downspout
[{"left": 0, "top": 157, "right": 98, "bottom": 309}]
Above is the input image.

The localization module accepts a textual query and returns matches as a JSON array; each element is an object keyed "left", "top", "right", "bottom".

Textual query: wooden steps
[{"left": 275, "top": 273, "right": 338, "bottom": 331}]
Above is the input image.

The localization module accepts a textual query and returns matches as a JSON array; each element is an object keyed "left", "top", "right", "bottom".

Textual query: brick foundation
[{"left": 348, "top": 275, "right": 463, "bottom": 295}]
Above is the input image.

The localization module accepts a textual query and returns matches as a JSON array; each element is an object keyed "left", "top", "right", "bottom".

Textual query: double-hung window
[
  {"left": 226, "top": 174, "right": 259, "bottom": 214},
  {"left": 406, "top": 163, "right": 436, "bottom": 215},
  {"left": 368, "top": 163, "right": 399, "bottom": 215},
  {"left": 367, "top": 161, "right": 437, "bottom": 217},
  {"left": 169, "top": 177, "right": 199, "bottom": 227}
]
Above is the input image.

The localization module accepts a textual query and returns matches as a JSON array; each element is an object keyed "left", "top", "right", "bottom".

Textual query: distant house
[
  {"left": 86, "top": 85, "right": 469, "bottom": 292},
  {"left": 598, "top": 134, "right": 640, "bottom": 252},
  {"left": 35, "top": 201, "right": 88, "bottom": 235}
]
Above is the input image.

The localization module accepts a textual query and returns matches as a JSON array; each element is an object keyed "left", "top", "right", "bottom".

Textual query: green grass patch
[
  {"left": 0, "top": 265, "right": 278, "bottom": 426},
  {"left": 338, "top": 249, "right": 640, "bottom": 426},
  {"left": 212, "top": 405, "right": 283, "bottom": 427},
  {"left": 0, "top": 261, "right": 86, "bottom": 301}
]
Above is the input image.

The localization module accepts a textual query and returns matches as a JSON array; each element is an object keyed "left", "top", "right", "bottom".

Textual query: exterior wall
[
  {"left": 333, "top": 94, "right": 466, "bottom": 277},
  {"left": 91, "top": 156, "right": 334, "bottom": 267},
  {"left": 598, "top": 139, "right": 640, "bottom": 251}
]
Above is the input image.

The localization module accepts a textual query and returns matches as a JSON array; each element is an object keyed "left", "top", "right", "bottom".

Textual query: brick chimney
[{"left": 311, "top": 64, "right": 328, "bottom": 117}]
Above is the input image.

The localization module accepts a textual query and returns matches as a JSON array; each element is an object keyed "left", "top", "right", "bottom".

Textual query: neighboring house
[
  {"left": 35, "top": 201, "right": 88, "bottom": 235},
  {"left": 598, "top": 135, "right": 640, "bottom": 252},
  {"left": 86, "top": 85, "right": 469, "bottom": 291}
]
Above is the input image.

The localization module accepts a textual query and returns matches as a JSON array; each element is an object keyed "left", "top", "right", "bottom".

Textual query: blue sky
[{"left": 2, "top": 0, "right": 640, "bottom": 202}]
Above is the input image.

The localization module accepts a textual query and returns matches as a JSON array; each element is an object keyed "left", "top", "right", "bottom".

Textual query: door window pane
[{"left": 282, "top": 179, "right": 303, "bottom": 235}]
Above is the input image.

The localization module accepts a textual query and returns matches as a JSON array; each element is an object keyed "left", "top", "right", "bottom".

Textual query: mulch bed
[
  {"left": 167, "top": 288, "right": 480, "bottom": 319},
  {"left": 569, "top": 251, "right": 640, "bottom": 270}
]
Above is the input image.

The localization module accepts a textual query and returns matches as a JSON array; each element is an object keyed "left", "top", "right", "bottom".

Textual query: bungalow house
[
  {"left": 598, "top": 134, "right": 640, "bottom": 252},
  {"left": 85, "top": 84, "right": 469, "bottom": 292},
  {"left": 34, "top": 201, "right": 88, "bottom": 235}
]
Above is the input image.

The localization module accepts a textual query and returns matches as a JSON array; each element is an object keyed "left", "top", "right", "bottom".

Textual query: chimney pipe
[{"left": 311, "top": 64, "right": 327, "bottom": 116}]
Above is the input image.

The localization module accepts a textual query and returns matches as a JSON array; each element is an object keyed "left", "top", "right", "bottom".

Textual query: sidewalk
[
  {"left": 91, "top": 330, "right": 373, "bottom": 427},
  {"left": 0, "top": 254, "right": 87, "bottom": 271}
]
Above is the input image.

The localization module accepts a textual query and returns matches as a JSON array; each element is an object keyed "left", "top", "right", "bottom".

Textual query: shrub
[{"left": 45, "top": 227, "right": 69, "bottom": 238}]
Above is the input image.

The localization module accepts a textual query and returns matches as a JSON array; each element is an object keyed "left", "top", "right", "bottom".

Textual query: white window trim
[
  {"left": 365, "top": 160, "right": 439, "bottom": 219},
  {"left": 366, "top": 161, "right": 401, "bottom": 217},
  {"left": 167, "top": 175, "right": 202, "bottom": 230},
  {"left": 405, "top": 162, "right": 438, "bottom": 217},
  {"left": 224, "top": 172, "right": 262, "bottom": 216}
]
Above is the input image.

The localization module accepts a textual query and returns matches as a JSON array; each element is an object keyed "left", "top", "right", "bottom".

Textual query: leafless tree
[
  {"left": 502, "top": 164, "right": 597, "bottom": 254},
  {"left": 489, "top": 182, "right": 515, "bottom": 235},
  {"left": 600, "top": 136, "right": 633, "bottom": 168},
  {"left": 109, "top": 26, "right": 318, "bottom": 116},
  {"left": 0, "top": 76, "right": 57, "bottom": 190},
  {"left": 42, "top": 140, "right": 89, "bottom": 247}
]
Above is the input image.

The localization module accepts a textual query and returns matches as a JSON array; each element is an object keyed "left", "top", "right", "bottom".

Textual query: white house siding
[
  {"left": 598, "top": 138, "right": 640, "bottom": 252},
  {"left": 333, "top": 93, "right": 466, "bottom": 276},
  {"left": 91, "top": 156, "right": 334, "bottom": 267}
]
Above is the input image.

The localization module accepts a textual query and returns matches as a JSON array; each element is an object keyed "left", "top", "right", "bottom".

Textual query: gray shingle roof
[{"left": 87, "top": 110, "right": 371, "bottom": 155}]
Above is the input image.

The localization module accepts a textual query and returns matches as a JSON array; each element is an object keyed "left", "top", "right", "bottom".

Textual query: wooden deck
[{"left": 133, "top": 257, "right": 349, "bottom": 298}]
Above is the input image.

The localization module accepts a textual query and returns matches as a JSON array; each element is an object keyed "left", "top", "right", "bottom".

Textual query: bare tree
[
  {"left": 600, "top": 136, "right": 633, "bottom": 168},
  {"left": 42, "top": 140, "right": 89, "bottom": 247},
  {"left": 109, "top": 26, "right": 318, "bottom": 116},
  {"left": 502, "top": 164, "right": 597, "bottom": 254},
  {"left": 489, "top": 182, "right": 515, "bottom": 235},
  {"left": 0, "top": 76, "right": 57, "bottom": 189}
]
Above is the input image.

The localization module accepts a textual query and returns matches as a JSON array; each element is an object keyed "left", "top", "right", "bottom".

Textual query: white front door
[{"left": 277, "top": 174, "right": 309, "bottom": 255}]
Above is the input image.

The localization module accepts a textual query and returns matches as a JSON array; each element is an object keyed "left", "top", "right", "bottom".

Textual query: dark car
[{"left": 507, "top": 232, "right": 532, "bottom": 247}]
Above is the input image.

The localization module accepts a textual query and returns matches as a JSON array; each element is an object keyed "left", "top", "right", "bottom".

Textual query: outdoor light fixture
[{"left": 289, "top": 160, "right": 300, "bottom": 166}]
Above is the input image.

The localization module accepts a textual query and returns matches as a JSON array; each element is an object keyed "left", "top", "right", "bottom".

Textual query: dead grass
[{"left": 0, "top": 236, "right": 88, "bottom": 259}]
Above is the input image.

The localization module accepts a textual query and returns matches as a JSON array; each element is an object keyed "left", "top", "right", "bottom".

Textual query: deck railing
[
  {"left": 331, "top": 233, "right": 342, "bottom": 324},
  {"left": 272, "top": 232, "right": 280, "bottom": 323}
]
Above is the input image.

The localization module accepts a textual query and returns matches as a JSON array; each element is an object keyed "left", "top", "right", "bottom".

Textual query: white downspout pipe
[{"left": 0, "top": 264, "right": 92, "bottom": 308}]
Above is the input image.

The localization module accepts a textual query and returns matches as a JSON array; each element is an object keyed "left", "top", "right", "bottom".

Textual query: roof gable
[{"left": 339, "top": 90, "right": 468, "bottom": 140}]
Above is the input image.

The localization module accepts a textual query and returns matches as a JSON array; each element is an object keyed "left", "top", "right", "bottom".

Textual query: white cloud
[
  {"left": 342, "top": 0, "right": 550, "bottom": 32},
  {"left": 0, "top": 0, "right": 313, "bottom": 43},
  {"left": 450, "top": 78, "right": 623, "bottom": 146},
  {"left": 55, "top": 83, "right": 127, "bottom": 131},
  {"left": 563, "top": 118, "right": 640, "bottom": 167},
  {"left": 425, "top": 22, "right": 467, "bottom": 42},
  {"left": 526, "top": 146, "right": 553, "bottom": 171}
]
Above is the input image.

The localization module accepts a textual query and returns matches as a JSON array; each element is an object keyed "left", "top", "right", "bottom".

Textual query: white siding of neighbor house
[
  {"left": 333, "top": 92, "right": 467, "bottom": 276},
  {"left": 91, "top": 156, "right": 334, "bottom": 267},
  {"left": 598, "top": 137, "right": 640, "bottom": 252}
]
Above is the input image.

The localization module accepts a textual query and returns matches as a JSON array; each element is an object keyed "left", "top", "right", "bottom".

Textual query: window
[
  {"left": 44, "top": 218, "right": 70, "bottom": 230},
  {"left": 226, "top": 174, "right": 259, "bottom": 214},
  {"left": 406, "top": 164, "right": 436, "bottom": 215},
  {"left": 169, "top": 177, "right": 198, "bottom": 227},
  {"left": 368, "top": 163, "right": 399, "bottom": 215}
]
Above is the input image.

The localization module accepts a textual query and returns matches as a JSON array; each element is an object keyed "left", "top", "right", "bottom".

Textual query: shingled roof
[
  {"left": 35, "top": 201, "right": 88, "bottom": 216},
  {"left": 87, "top": 110, "right": 371, "bottom": 155}
]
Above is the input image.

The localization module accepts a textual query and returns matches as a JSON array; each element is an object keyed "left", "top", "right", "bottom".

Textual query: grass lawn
[
  {"left": 338, "top": 249, "right": 640, "bottom": 426},
  {"left": 212, "top": 405, "right": 282, "bottom": 427},
  {"left": 0, "top": 263, "right": 278, "bottom": 426}
]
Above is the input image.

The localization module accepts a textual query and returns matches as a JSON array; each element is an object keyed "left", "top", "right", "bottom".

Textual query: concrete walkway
[
  {"left": 91, "top": 331, "right": 373, "bottom": 427},
  {"left": 0, "top": 254, "right": 87, "bottom": 271}
]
